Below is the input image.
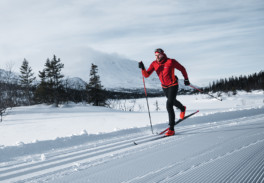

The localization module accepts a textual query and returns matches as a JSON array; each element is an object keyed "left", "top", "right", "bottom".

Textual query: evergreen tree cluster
[
  {"left": 34, "top": 56, "right": 108, "bottom": 107},
  {"left": 204, "top": 71, "right": 264, "bottom": 93},
  {"left": 0, "top": 55, "right": 108, "bottom": 120}
]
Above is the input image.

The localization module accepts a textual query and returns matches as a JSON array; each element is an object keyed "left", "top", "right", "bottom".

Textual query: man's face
[{"left": 155, "top": 52, "right": 164, "bottom": 62}]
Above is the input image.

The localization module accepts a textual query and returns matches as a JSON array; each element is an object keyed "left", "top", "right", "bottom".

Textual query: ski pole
[
  {"left": 142, "top": 75, "right": 154, "bottom": 134},
  {"left": 189, "top": 84, "right": 222, "bottom": 101}
]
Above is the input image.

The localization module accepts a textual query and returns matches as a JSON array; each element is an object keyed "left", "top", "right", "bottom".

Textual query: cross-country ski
[
  {"left": 134, "top": 110, "right": 199, "bottom": 145},
  {"left": 159, "top": 110, "right": 200, "bottom": 135}
]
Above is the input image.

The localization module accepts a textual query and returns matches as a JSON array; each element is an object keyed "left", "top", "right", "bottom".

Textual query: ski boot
[
  {"left": 180, "top": 106, "right": 186, "bottom": 119},
  {"left": 165, "top": 129, "right": 175, "bottom": 136}
]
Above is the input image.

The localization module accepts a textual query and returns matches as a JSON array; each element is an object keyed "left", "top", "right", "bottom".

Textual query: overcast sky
[{"left": 0, "top": 0, "right": 263, "bottom": 86}]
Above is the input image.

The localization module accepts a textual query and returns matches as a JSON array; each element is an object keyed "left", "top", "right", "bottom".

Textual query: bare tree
[
  {"left": 3, "top": 62, "right": 17, "bottom": 108},
  {"left": 0, "top": 62, "right": 16, "bottom": 122}
]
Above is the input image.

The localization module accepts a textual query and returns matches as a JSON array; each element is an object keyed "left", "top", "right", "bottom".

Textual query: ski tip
[{"left": 133, "top": 141, "right": 138, "bottom": 145}]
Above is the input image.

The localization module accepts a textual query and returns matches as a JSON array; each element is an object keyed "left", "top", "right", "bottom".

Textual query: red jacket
[{"left": 142, "top": 56, "right": 188, "bottom": 88}]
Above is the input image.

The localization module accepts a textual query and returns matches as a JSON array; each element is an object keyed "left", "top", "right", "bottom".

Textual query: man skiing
[{"left": 139, "top": 48, "right": 190, "bottom": 136}]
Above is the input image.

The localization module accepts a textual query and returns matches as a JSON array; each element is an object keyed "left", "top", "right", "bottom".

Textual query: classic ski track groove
[
  {"left": 0, "top": 134, "right": 158, "bottom": 181},
  {"left": 171, "top": 134, "right": 264, "bottom": 183},
  {"left": 126, "top": 117, "right": 264, "bottom": 183},
  {"left": 128, "top": 134, "right": 264, "bottom": 182},
  {"left": 0, "top": 133, "right": 151, "bottom": 170},
  {"left": 1, "top": 114, "right": 264, "bottom": 182}
]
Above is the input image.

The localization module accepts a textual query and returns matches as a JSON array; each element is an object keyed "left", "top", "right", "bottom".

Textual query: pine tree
[
  {"left": 35, "top": 69, "right": 50, "bottom": 104},
  {"left": 35, "top": 55, "right": 64, "bottom": 106},
  {"left": 19, "top": 59, "right": 36, "bottom": 105},
  {"left": 86, "top": 63, "right": 106, "bottom": 106}
]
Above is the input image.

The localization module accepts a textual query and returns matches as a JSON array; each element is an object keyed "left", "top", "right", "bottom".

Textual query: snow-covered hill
[
  {"left": 63, "top": 77, "right": 87, "bottom": 90},
  {"left": 0, "top": 91, "right": 263, "bottom": 182}
]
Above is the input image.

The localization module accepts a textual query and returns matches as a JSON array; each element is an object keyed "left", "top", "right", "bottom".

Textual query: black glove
[
  {"left": 138, "top": 61, "right": 145, "bottom": 70},
  {"left": 184, "top": 79, "right": 190, "bottom": 86}
]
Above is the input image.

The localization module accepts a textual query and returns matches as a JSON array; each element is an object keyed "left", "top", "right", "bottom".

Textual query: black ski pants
[{"left": 163, "top": 85, "right": 185, "bottom": 131}]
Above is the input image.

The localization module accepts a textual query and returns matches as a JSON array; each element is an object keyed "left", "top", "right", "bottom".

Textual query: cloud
[{"left": 0, "top": 0, "right": 263, "bottom": 86}]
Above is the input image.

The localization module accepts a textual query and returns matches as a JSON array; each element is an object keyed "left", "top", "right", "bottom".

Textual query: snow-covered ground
[{"left": 0, "top": 90, "right": 264, "bottom": 182}]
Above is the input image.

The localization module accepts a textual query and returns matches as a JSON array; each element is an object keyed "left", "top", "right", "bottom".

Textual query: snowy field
[{"left": 0, "top": 90, "right": 264, "bottom": 182}]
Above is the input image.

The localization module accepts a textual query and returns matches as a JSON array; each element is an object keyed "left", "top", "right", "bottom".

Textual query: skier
[{"left": 139, "top": 48, "right": 190, "bottom": 136}]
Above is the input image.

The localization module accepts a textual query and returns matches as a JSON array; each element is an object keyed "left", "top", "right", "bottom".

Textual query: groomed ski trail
[{"left": 0, "top": 113, "right": 264, "bottom": 182}]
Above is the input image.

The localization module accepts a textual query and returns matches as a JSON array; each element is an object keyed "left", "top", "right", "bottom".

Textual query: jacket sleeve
[
  {"left": 173, "top": 59, "right": 188, "bottom": 80},
  {"left": 142, "top": 62, "right": 155, "bottom": 78}
]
